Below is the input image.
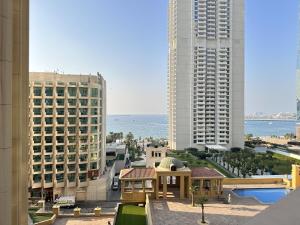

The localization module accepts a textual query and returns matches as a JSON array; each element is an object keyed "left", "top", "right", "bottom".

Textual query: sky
[{"left": 30, "top": 0, "right": 299, "bottom": 115}]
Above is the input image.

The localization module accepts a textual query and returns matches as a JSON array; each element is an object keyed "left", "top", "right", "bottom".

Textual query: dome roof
[{"left": 158, "top": 157, "right": 185, "bottom": 170}]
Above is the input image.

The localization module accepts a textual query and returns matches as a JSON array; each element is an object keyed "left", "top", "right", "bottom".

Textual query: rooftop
[
  {"left": 191, "top": 167, "right": 224, "bottom": 178},
  {"left": 120, "top": 168, "right": 156, "bottom": 180}
]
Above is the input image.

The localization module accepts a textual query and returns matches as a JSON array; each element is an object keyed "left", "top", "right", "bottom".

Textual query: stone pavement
[
  {"left": 150, "top": 194, "right": 268, "bottom": 225},
  {"left": 53, "top": 216, "right": 114, "bottom": 225}
]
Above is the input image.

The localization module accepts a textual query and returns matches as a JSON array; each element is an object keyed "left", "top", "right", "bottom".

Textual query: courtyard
[{"left": 149, "top": 190, "right": 268, "bottom": 225}]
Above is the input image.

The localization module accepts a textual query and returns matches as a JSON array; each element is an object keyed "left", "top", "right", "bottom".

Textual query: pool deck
[{"left": 224, "top": 184, "right": 287, "bottom": 190}]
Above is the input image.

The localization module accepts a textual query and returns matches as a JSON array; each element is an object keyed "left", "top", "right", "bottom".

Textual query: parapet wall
[{"left": 224, "top": 178, "right": 284, "bottom": 185}]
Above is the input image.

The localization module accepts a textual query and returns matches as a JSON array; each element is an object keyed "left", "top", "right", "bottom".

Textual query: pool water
[{"left": 233, "top": 188, "right": 290, "bottom": 204}]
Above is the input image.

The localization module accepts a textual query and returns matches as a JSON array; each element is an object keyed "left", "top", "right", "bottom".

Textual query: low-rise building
[
  {"left": 145, "top": 147, "right": 167, "bottom": 168},
  {"left": 119, "top": 157, "right": 224, "bottom": 203}
]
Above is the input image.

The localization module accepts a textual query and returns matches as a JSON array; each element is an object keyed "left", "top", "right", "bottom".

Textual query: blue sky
[{"left": 30, "top": 0, "right": 299, "bottom": 115}]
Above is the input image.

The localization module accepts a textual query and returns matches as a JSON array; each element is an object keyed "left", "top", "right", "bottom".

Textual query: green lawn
[
  {"left": 116, "top": 205, "right": 146, "bottom": 225},
  {"left": 28, "top": 208, "right": 53, "bottom": 224},
  {"left": 167, "top": 151, "right": 234, "bottom": 178},
  {"left": 271, "top": 153, "right": 300, "bottom": 175}
]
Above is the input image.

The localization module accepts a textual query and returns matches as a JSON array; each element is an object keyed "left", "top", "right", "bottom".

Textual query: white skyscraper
[{"left": 168, "top": 0, "right": 244, "bottom": 150}]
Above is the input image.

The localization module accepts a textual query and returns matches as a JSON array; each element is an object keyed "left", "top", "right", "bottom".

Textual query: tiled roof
[
  {"left": 120, "top": 168, "right": 156, "bottom": 179},
  {"left": 191, "top": 167, "right": 224, "bottom": 178}
]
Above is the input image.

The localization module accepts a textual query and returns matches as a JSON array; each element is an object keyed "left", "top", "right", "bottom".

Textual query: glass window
[
  {"left": 57, "top": 108, "right": 64, "bottom": 115},
  {"left": 80, "top": 136, "right": 88, "bottom": 143},
  {"left": 68, "top": 108, "right": 76, "bottom": 116},
  {"left": 55, "top": 127, "right": 63, "bottom": 134},
  {"left": 56, "top": 87, "right": 65, "bottom": 97},
  {"left": 56, "top": 99, "right": 64, "bottom": 106},
  {"left": 79, "top": 117, "right": 88, "bottom": 124},
  {"left": 91, "top": 88, "right": 98, "bottom": 97},
  {"left": 68, "top": 173, "right": 76, "bottom": 182},
  {"left": 56, "top": 174, "right": 64, "bottom": 183},
  {"left": 33, "top": 108, "right": 41, "bottom": 115},
  {"left": 45, "top": 126, "right": 53, "bottom": 134},
  {"left": 79, "top": 164, "right": 87, "bottom": 171},
  {"left": 45, "top": 87, "right": 53, "bottom": 96},
  {"left": 68, "top": 136, "right": 76, "bottom": 143},
  {"left": 68, "top": 99, "right": 76, "bottom": 106},
  {"left": 68, "top": 146, "right": 76, "bottom": 153},
  {"left": 33, "top": 136, "right": 41, "bottom": 143},
  {"left": 68, "top": 165, "right": 76, "bottom": 172},
  {"left": 45, "top": 155, "right": 53, "bottom": 163},
  {"left": 91, "top": 99, "right": 98, "bottom": 106},
  {"left": 91, "top": 117, "right": 98, "bottom": 124},
  {"left": 33, "top": 99, "right": 42, "bottom": 106},
  {"left": 56, "top": 155, "right": 64, "bottom": 163},
  {"left": 90, "top": 153, "right": 98, "bottom": 161},
  {"left": 56, "top": 136, "right": 64, "bottom": 143},
  {"left": 33, "top": 155, "right": 41, "bottom": 163},
  {"left": 68, "top": 127, "right": 76, "bottom": 134},
  {"left": 68, "top": 155, "right": 76, "bottom": 162},
  {"left": 33, "top": 165, "right": 41, "bottom": 172},
  {"left": 69, "top": 82, "right": 76, "bottom": 86},
  {"left": 79, "top": 87, "right": 88, "bottom": 97},
  {"left": 90, "top": 135, "right": 98, "bottom": 143},
  {"left": 91, "top": 126, "right": 98, "bottom": 133},
  {"left": 79, "top": 126, "right": 88, "bottom": 134},
  {"left": 68, "top": 117, "right": 76, "bottom": 125},
  {"left": 33, "top": 117, "right": 41, "bottom": 125},
  {"left": 79, "top": 99, "right": 88, "bottom": 106},
  {"left": 68, "top": 87, "right": 77, "bottom": 97},
  {"left": 56, "top": 117, "right": 64, "bottom": 125},
  {"left": 45, "top": 165, "right": 52, "bottom": 172},
  {"left": 79, "top": 173, "right": 87, "bottom": 182},
  {"left": 45, "top": 174, "right": 52, "bottom": 183},
  {"left": 45, "top": 108, "right": 53, "bottom": 115},
  {"left": 45, "top": 145, "right": 52, "bottom": 153},
  {"left": 90, "top": 108, "right": 98, "bottom": 115},
  {"left": 33, "top": 87, "right": 42, "bottom": 96},
  {"left": 33, "top": 174, "right": 41, "bottom": 183},
  {"left": 90, "top": 162, "right": 97, "bottom": 170},
  {"left": 33, "top": 127, "right": 41, "bottom": 134},
  {"left": 56, "top": 145, "right": 64, "bottom": 153},
  {"left": 45, "top": 117, "right": 53, "bottom": 125},
  {"left": 45, "top": 136, "right": 52, "bottom": 144},
  {"left": 33, "top": 146, "right": 41, "bottom": 153},
  {"left": 45, "top": 98, "right": 53, "bottom": 106},
  {"left": 79, "top": 108, "right": 88, "bottom": 115},
  {"left": 80, "top": 144, "right": 88, "bottom": 152}
]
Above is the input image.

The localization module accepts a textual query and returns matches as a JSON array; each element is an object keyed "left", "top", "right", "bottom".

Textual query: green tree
[
  {"left": 189, "top": 185, "right": 199, "bottom": 207},
  {"left": 196, "top": 196, "right": 208, "bottom": 224}
]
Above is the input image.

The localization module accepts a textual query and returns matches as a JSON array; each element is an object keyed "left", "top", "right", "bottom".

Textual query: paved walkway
[
  {"left": 150, "top": 194, "right": 268, "bottom": 225},
  {"left": 53, "top": 217, "right": 114, "bottom": 225}
]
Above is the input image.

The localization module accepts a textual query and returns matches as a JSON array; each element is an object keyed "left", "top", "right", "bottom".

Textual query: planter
[
  {"left": 73, "top": 208, "right": 81, "bottom": 217},
  {"left": 94, "top": 207, "right": 101, "bottom": 217},
  {"left": 52, "top": 205, "right": 60, "bottom": 216}
]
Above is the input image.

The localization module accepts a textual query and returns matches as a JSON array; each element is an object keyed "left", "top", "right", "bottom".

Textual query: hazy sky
[{"left": 30, "top": 0, "right": 298, "bottom": 115}]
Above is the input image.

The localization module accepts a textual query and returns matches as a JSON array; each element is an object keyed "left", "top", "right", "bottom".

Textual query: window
[
  {"left": 45, "top": 145, "right": 52, "bottom": 153},
  {"left": 79, "top": 108, "right": 88, "bottom": 115},
  {"left": 68, "top": 87, "right": 77, "bottom": 97},
  {"left": 91, "top": 117, "right": 98, "bottom": 124},
  {"left": 33, "top": 117, "right": 41, "bottom": 125},
  {"left": 33, "top": 174, "right": 41, "bottom": 183},
  {"left": 45, "top": 136, "right": 52, "bottom": 144},
  {"left": 79, "top": 117, "right": 88, "bottom": 124},
  {"left": 56, "top": 155, "right": 64, "bottom": 163},
  {"left": 68, "top": 117, "right": 76, "bottom": 125},
  {"left": 91, "top": 126, "right": 98, "bottom": 133},
  {"left": 56, "top": 136, "right": 64, "bottom": 144},
  {"left": 79, "top": 87, "right": 88, "bottom": 97},
  {"left": 80, "top": 144, "right": 88, "bottom": 152},
  {"left": 45, "top": 165, "right": 52, "bottom": 172},
  {"left": 56, "top": 174, "right": 64, "bottom": 183},
  {"left": 68, "top": 165, "right": 76, "bottom": 172},
  {"left": 90, "top": 162, "right": 97, "bottom": 170},
  {"left": 80, "top": 136, "right": 88, "bottom": 143},
  {"left": 68, "top": 155, "right": 76, "bottom": 162},
  {"left": 33, "top": 108, "right": 41, "bottom": 115},
  {"left": 33, "top": 155, "right": 41, "bottom": 163},
  {"left": 56, "top": 145, "right": 64, "bottom": 153},
  {"left": 33, "top": 87, "right": 42, "bottom": 96},
  {"left": 45, "top": 108, "right": 53, "bottom": 115},
  {"left": 68, "top": 136, "right": 76, "bottom": 144},
  {"left": 90, "top": 153, "right": 98, "bottom": 161},
  {"left": 68, "top": 108, "right": 76, "bottom": 115},
  {"left": 68, "top": 174, "right": 76, "bottom": 182},
  {"left": 90, "top": 108, "right": 98, "bottom": 115},
  {"left": 33, "top": 136, "right": 41, "bottom": 143},
  {"left": 68, "top": 99, "right": 76, "bottom": 106},
  {"left": 91, "top": 88, "right": 98, "bottom": 97},
  {"left": 91, "top": 99, "right": 98, "bottom": 106},
  {"left": 45, "top": 117, "right": 53, "bottom": 125},
  {"left": 45, "top": 155, "right": 52, "bottom": 163},
  {"left": 56, "top": 117, "right": 64, "bottom": 125},
  {"left": 56, "top": 87, "right": 65, "bottom": 96},
  {"left": 79, "top": 173, "right": 87, "bottom": 182},
  {"left": 45, "top": 87, "right": 53, "bottom": 96},
  {"left": 68, "top": 145, "right": 76, "bottom": 153},
  {"left": 45, "top": 174, "right": 52, "bottom": 183},
  {"left": 33, "top": 146, "right": 41, "bottom": 153},
  {"left": 33, "top": 99, "right": 42, "bottom": 106},
  {"left": 45, "top": 126, "right": 53, "bottom": 134},
  {"left": 56, "top": 99, "right": 64, "bottom": 106},
  {"left": 57, "top": 108, "right": 64, "bottom": 115},
  {"left": 79, "top": 126, "right": 88, "bottom": 134},
  {"left": 79, "top": 99, "right": 88, "bottom": 106},
  {"left": 45, "top": 98, "right": 53, "bottom": 106},
  {"left": 68, "top": 127, "right": 76, "bottom": 134},
  {"left": 79, "top": 164, "right": 87, "bottom": 171}
]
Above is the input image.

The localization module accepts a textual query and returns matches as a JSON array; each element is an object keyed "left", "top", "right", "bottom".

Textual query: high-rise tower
[{"left": 168, "top": 0, "right": 244, "bottom": 150}]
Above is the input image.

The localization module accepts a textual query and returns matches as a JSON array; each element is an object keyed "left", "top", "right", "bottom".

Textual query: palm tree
[
  {"left": 189, "top": 184, "right": 199, "bottom": 207},
  {"left": 196, "top": 196, "right": 208, "bottom": 224}
]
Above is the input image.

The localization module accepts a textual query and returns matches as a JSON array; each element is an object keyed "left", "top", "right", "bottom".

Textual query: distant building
[
  {"left": 168, "top": 0, "right": 244, "bottom": 150},
  {"left": 146, "top": 147, "right": 167, "bottom": 168},
  {"left": 28, "top": 72, "right": 106, "bottom": 201}
]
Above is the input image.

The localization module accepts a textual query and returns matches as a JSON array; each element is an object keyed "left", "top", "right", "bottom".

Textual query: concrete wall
[{"left": 224, "top": 178, "right": 284, "bottom": 185}]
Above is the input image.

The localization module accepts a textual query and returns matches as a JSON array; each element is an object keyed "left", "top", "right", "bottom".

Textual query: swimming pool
[{"left": 232, "top": 188, "right": 290, "bottom": 204}]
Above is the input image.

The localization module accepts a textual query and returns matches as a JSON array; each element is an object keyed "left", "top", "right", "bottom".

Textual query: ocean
[{"left": 107, "top": 115, "right": 297, "bottom": 138}]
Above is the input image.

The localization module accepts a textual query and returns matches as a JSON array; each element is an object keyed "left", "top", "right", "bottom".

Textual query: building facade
[
  {"left": 168, "top": 0, "right": 244, "bottom": 150},
  {"left": 28, "top": 72, "right": 106, "bottom": 200}
]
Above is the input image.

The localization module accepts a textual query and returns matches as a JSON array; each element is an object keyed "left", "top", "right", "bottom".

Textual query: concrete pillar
[
  {"left": 0, "top": 1, "right": 29, "bottom": 225},
  {"left": 163, "top": 176, "right": 167, "bottom": 199},
  {"left": 180, "top": 176, "right": 185, "bottom": 199},
  {"left": 155, "top": 177, "right": 159, "bottom": 199}
]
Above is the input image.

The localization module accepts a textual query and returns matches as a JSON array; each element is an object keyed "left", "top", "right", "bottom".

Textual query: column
[
  {"left": 180, "top": 176, "right": 185, "bottom": 199},
  {"left": 155, "top": 177, "right": 159, "bottom": 199},
  {"left": 163, "top": 176, "right": 167, "bottom": 199},
  {"left": 0, "top": 1, "right": 29, "bottom": 225}
]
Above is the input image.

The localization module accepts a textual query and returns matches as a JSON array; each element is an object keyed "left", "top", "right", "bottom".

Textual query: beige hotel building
[{"left": 28, "top": 72, "right": 106, "bottom": 200}]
